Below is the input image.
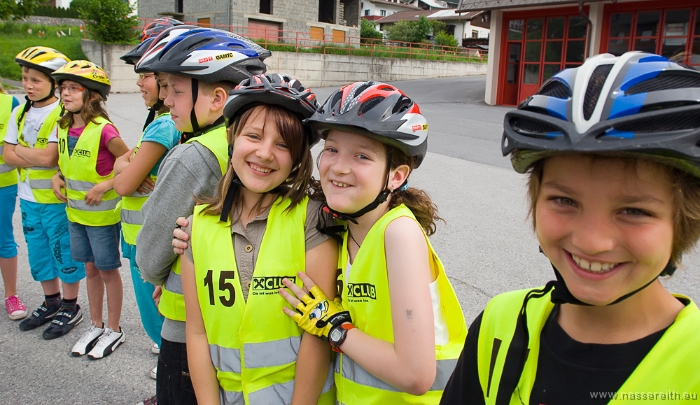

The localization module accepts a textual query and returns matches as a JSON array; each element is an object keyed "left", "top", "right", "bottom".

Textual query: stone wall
[
  {"left": 7, "top": 16, "right": 83, "bottom": 26},
  {"left": 81, "top": 39, "right": 138, "bottom": 94},
  {"left": 82, "top": 39, "right": 485, "bottom": 94}
]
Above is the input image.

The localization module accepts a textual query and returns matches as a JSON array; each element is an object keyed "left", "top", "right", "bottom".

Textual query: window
[
  {"left": 472, "top": 30, "right": 478, "bottom": 38},
  {"left": 260, "top": 0, "right": 272, "bottom": 15},
  {"left": 364, "top": 9, "right": 370, "bottom": 16},
  {"left": 381, "top": 10, "right": 386, "bottom": 17}
]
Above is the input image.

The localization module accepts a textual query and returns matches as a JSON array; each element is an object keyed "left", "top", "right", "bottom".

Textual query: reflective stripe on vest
[
  {"left": 16, "top": 102, "right": 63, "bottom": 202},
  {"left": 191, "top": 197, "right": 335, "bottom": 405},
  {"left": 335, "top": 204, "right": 467, "bottom": 405},
  {"left": 57, "top": 116, "right": 121, "bottom": 226},
  {"left": 0, "top": 95, "right": 18, "bottom": 187},
  {"left": 477, "top": 289, "right": 700, "bottom": 405},
  {"left": 158, "top": 124, "right": 229, "bottom": 321},
  {"left": 121, "top": 113, "right": 172, "bottom": 245}
]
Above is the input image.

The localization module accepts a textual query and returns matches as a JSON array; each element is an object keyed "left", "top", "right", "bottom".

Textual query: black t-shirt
[{"left": 440, "top": 305, "right": 668, "bottom": 405}]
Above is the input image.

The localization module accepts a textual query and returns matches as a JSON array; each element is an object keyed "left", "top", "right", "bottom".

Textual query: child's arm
[
  {"left": 282, "top": 218, "right": 436, "bottom": 395},
  {"left": 291, "top": 238, "right": 338, "bottom": 405},
  {"left": 113, "top": 142, "right": 165, "bottom": 196},
  {"left": 12, "top": 143, "right": 59, "bottom": 167},
  {"left": 51, "top": 171, "right": 68, "bottom": 203},
  {"left": 182, "top": 251, "right": 221, "bottom": 404},
  {"left": 3, "top": 143, "right": 34, "bottom": 168},
  {"left": 337, "top": 217, "right": 436, "bottom": 394},
  {"left": 84, "top": 137, "right": 129, "bottom": 205},
  {"left": 113, "top": 147, "right": 135, "bottom": 176}
]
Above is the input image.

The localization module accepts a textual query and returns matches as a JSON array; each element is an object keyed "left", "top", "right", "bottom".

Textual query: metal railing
[{"left": 115, "top": 18, "right": 488, "bottom": 64}]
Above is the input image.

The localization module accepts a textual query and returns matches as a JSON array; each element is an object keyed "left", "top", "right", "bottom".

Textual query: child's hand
[
  {"left": 136, "top": 177, "right": 155, "bottom": 195},
  {"left": 153, "top": 285, "right": 162, "bottom": 307},
  {"left": 279, "top": 272, "right": 351, "bottom": 340},
  {"left": 172, "top": 217, "right": 190, "bottom": 255},
  {"left": 85, "top": 183, "right": 107, "bottom": 206},
  {"left": 51, "top": 173, "right": 68, "bottom": 203}
]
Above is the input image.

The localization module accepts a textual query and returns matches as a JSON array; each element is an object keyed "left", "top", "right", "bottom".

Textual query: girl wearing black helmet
[
  {"left": 441, "top": 51, "right": 700, "bottom": 404},
  {"left": 172, "top": 73, "right": 337, "bottom": 404},
  {"left": 278, "top": 81, "right": 467, "bottom": 405}
]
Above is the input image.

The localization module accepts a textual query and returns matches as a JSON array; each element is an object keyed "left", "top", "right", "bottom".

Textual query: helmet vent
[
  {"left": 626, "top": 73, "right": 700, "bottom": 95},
  {"left": 583, "top": 64, "right": 613, "bottom": 120},
  {"left": 538, "top": 80, "right": 570, "bottom": 99},
  {"left": 614, "top": 112, "right": 700, "bottom": 133},
  {"left": 392, "top": 96, "right": 413, "bottom": 114},
  {"left": 353, "top": 83, "right": 373, "bottom": 98},
  {"left": 360, "top": 97, "right": 384, "bottom": 115},
  {"left": 511, "top": 117, "right": 559, "bottom": 136},
  {"left": 330, "top": 91, "right": 343, "bottom": 110}
]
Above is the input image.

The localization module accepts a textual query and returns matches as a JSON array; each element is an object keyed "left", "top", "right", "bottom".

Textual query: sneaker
[
  {"left": 151, "top": 343, "right": 160, "bottom": 355},
  {"left": 71, "top": 323, "right": 105, "bottom": 356},
  {"left": 87, "top": 327, "right": 125, "bottom": 359},
  {"left": 19, "top": 302, "right": 60, "bottom": 331},
  {"left": 150, "top": 365, "right": 157, "bottom": 380},
  {"left": 5, "top": 295, "right": 27, "bottom": 320},
  {"left": 136, "top": 395, "right": 157, "bottom": 405},
  {"left": 43, "top": 305, "right": 83, "bottom": 340}
]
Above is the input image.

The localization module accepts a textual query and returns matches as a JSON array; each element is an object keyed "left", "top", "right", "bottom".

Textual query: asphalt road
[{"left": 2, "top": 76, "right": 699, "bottom": 404}]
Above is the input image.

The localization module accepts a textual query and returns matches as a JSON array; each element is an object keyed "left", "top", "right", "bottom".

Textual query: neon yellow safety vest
[
  {"left": 159, "top": 125, "right": 229, "bottom": 322},
  {"left": 191, "top": 197, "right": 335, "bottom": 405},
  {"left": 0, "top": 94, "right": 18, "bottom": 188},
  {"left": 120, "top": 113, "right": 171, "bottom": 245},
  {"left": 57, "top": 116, "right": 121, "bottom": 226},
  {"left": 16, "top": 102, "right": 63, "bottom": 203},
  {"left": 477, "top": 288, "right": 700, "bottom": 404},
  {"left": 335, "top": 205, "right": 467, "bottom": 405}
]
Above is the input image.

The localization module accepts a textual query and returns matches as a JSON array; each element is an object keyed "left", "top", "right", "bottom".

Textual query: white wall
[
  {"left": 363, "top": 2, "right": 412, "bottom": 17},
  {"left": 484, "top": 10, "right": 502, "bottom": 105}
]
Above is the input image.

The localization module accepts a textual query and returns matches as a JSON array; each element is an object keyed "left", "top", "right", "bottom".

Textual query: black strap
[
  {"left": 17, "top": 98, "right": 32, "bottom": 126},
  {"left": 495, "top": 281, "right": 556, "bottom": 405},
  {"left": 190, "top": 78, "right": 200, "bottom": 134},
  {"left": 180, "top": 117, "right": 225, "bottom": 144},
  {"left": 143, "top": 100, "right": 164, "bottom": 130}
]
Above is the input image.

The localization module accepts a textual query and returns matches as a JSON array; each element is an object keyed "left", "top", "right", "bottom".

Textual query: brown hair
[
  {"left": 199, "top": 104, "right": 314, "bottom": 222},
  {"left": 199, "top": 80, "right": 235, "bottom": 96},
  {"left": 58, "top": 88, "right": 111, "bottom": 129},
  {"left": 386, "top": 145, "right": 443, "bottom": 236},
  {"left": 526, "top": 154, "right": 700, "bottom": 268},
  {"left": 0, "top": 82, "right": 6, "bottom": 94}
]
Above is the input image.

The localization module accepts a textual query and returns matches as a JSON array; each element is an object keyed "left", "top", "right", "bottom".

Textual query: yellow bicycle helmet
[
  {"left": 15, "top": 46, "right": 70, "bottom": 76},
  {"left": 52, "top": 60, "right": 111, "bottom": 99}
]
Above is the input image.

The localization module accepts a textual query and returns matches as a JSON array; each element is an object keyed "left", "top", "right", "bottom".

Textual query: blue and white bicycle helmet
[
  {"left": 136, "top": 27, "right": 270, "bottom": 84},
  {"left": 134, "top": 24, "right": 199, "bottom": 73},
  {"left": 121, "top": 17, "right": 185, "bottom": 65},
  {"left": 502, "top": 51, "right": 700, "bottom": 178}
]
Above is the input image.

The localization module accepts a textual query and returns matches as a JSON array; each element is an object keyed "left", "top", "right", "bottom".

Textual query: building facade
[
  {"left": 458, "top": 0, "right": 700, "bottom": 105},
  {"left": 139, "top": 0, "right": 361, "bottom": 41},
  {"left": 376, "top": 9, "right": 489, "bottom": 42}
]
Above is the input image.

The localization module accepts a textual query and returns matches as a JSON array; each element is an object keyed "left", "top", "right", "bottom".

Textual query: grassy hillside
[{"left": 0, "top": 22, "right": 86, "bottom": 81}]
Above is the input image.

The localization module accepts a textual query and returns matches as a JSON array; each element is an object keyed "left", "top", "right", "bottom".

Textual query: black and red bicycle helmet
[
  {"left": 224, "top": 73, "right": 320, "bottom": 145},
  {"left": 306, "top": 81, "right": 428, "bottom": 168}
]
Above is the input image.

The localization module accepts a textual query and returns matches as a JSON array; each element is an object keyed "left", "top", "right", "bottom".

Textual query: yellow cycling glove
[{"left": 292, "top": 285, "right": 352, "bottom": 340}]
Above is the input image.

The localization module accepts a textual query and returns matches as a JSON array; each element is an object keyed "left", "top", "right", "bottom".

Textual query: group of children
[{"left": 1, "top": 17, "right": 699, "bottom": 405}]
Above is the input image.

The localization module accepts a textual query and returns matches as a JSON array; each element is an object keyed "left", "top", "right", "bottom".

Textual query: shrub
[
  {"left": 360, "top": 19, "right": 382, "bottom": 44},
  {"left": 434, "top": 31, "right": 458, "bottom": 48},
  {"left": 386, "top": 16, "right": 431, "bottom": 44},
  {"left": 78, "top": 0, "right": 138, "bottom": 44}
]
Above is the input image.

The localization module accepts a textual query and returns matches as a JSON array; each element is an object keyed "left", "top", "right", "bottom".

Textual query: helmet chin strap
[{"left": 36, "top": 79, "right": 58, "bottom": 103}]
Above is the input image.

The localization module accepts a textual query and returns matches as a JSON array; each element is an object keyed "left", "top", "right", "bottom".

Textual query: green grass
[{"left": 0, "top": 22, "right": 86, "bottom": 81}]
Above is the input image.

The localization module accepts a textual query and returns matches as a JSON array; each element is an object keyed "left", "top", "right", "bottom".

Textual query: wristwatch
[{"left": 328, "top": 323, "right": 355, "bottom": 353}]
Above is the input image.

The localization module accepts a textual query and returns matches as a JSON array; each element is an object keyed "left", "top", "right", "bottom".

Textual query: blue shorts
[
  {"left": 20, "top": 200, "right": 86, "bottom": 283},
  {"left": 68, "top": 221, "right": 122, "bottom": 270},
  {"left": 0, "top": 185, "right": 18, "bottom": 259}
]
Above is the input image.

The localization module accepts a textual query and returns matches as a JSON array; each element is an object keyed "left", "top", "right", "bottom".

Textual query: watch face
[{"left": 330, "top": 328, "right": 342, "bottom": 343}]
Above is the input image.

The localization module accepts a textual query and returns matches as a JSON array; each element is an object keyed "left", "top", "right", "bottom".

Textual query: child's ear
[
  {"left": 210, "top": 86, "right": 229, "bottom": 112},
  {"left": 388, "top": 164, "right": 410, "bottom": 192}
]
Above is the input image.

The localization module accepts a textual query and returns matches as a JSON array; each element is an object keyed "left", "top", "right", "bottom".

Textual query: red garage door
[{"left": 248, "top": 19, "right": 281, "bottom": 42}]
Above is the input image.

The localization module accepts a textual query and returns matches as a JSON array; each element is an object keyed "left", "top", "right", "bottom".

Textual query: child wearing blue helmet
[{"left": 441, "top": 51, "right": 700, "bottom": 404}]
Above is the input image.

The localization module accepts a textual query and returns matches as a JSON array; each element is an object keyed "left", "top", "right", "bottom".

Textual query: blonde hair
[
  {"left": 527, "top": 154, "right": 700, "bottom": 268},
  {"left": 199, "top": 104, "right": 313, "bottom": 222}
]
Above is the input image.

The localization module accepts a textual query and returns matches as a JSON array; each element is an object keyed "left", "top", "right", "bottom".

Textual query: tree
[
  {"left": 360, "top": 19, "right": 382, "bottom": 44},
  {"left": 12, "top": 0, "right": 40, "bottom": 19},
  {"left": 386, "top": 16, "right": 432, "bottom": 44},
  {"left": 434, "top": 31, "right": 458, "bottom": 48},
  {"left": 0, "top": 0, "right": 14, "bottom": 20},
  {"left": 78, "top": 0, "right": 138, "bottom": 44}
]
